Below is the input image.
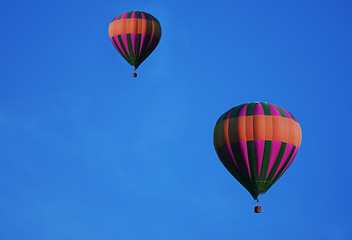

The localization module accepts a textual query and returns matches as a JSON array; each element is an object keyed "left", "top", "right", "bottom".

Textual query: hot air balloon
[
  {"left": 213, "top": 102, "right": 302, "bottom": 213},
  {"left": 108, "top": 11, "right": 162, "bottom": 77}
]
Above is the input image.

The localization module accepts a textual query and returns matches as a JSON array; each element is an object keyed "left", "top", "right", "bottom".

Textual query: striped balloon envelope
[
  {"left": 108, "top": 11, "right": 162, "bottom": 73},
  {"left": 213, "top": 102, "right": 302, "bottom": 201}
]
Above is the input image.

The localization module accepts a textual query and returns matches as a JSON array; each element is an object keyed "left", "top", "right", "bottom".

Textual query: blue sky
[{"left": 1, "top": 0, "right": 352, "bottom": 239}]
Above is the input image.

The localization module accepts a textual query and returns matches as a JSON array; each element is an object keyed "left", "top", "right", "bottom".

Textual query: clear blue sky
[{"left": 1, "top": 0, "right": 352, "bottom": 239}]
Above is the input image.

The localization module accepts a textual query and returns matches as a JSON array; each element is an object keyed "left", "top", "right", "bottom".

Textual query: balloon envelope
[
  {"left": 108, "top": 11, "right": 162, "bottom": 70},
  {"left": 213, "top": 102, "right": 302, "bottom": 200}
]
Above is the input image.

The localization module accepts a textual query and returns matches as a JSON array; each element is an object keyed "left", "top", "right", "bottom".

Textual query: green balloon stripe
[
  {"left": 247, "top": 141, "right": 259, "bottom": 191},
  {"left": 271, "top": 146, "right": 297, "bottom": 184},
  {"left": 266, "top": 142, "right": 287, "bottom": 182},
  {"left": 258, "top": 140, "right": 272, "bottom": 191},
  {"left": 117, "top": 35, "right": 129, "bottom": 60},
  {"left": 230, "top": 143, "right": 254, "bottom": 197},
  {"left": 215, "top": 147, "right": 248, "bottom": 191}
]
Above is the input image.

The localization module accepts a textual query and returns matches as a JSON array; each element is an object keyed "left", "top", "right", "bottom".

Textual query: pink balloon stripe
[
  {"left": 237, "top": 104, "right": 247, "bottom": 117},
  {"left": 225, "top": 109, "right": 233, "bottom": 120},
  {"left": 277, "top": 147, "right": 299, "bottom": 179},
  {"left": 146, "top": 35, "right": 156, "bottom": 55},
  {"left": 131, "top": 33, "right": 137, "bottom": 56},
  {"left": 225, "top": 143, "right": 240, "bottom": 172},
  {"left": 268, "top": 103, "right": 281, "bottom": 116},
  {"left": 272, "top": 143, "right": 294, "bottom": 179},
  {"left": 253, "top": 102, "right": 264, "bottom": 115},
  {"left": 120, "top": 12, "right": 128, "bottom": 19},
  {"left": 119, "top": 34, "right": 130, "bottom": 56},
  {"left": 114, "top": 13, "right": 122, "bottom": 21},
  {"left": 139, "top": 34, "right": 147, "bottom": 56},
  {"left": 254, "top": 139, "right": 265, "bottom": 178},
  {"left": 238, "top": 141, "right": 251, "bottom": 179},
  {"left": 112, "top": 36, "right": 127, "bottom": 59},
  {"left": 131, "top": 11, "right": 138, "bottom": 18},
  {"left": 282, "top": 108, "right": 293, "bottom": 120},
  {"left": 266, "top": 140, "right": 282, "bottom": 179}
]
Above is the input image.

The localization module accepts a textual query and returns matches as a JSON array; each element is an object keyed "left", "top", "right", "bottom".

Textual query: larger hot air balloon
[
  {"left": 108, "top": 11, "right": 162, "bottom": 77},
  {"left": 213, "top": 102, "right": 302, "bottom": 213}
]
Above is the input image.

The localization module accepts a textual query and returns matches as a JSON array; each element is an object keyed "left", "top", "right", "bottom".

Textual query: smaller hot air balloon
[
  {"left": 213, "top": 102, "right": 302, "bottom": 213},
  {"left": 108, "top": 11, "right": 162, "bottom": 77}
]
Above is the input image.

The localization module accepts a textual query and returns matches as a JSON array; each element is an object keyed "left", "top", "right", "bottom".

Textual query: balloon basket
[
  {"left": 133, "top": 72, "right": 137, "bottom": 77},
  {"left": 254, "top": 206, "right": 261, "bottom": 213}
]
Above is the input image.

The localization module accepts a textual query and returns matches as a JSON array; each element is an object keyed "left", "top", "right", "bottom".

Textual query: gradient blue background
[{"left": 1, "top": 0, "right": 352, "bottom": 239}]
